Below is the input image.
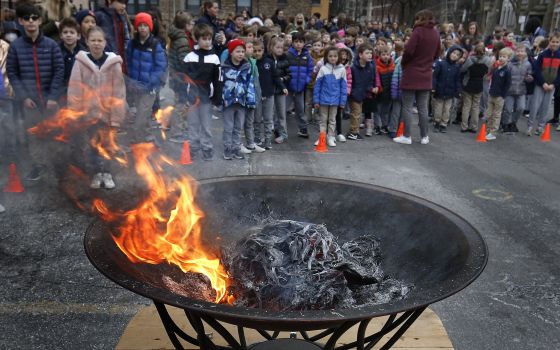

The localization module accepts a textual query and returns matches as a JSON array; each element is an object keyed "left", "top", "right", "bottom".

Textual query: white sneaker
[
  {"left": 274, "top": 136, "right": 284, "bottom": 144},
  {"left": 314, "top": 139, "right": 319, "bottom": 146},
  {"left": 240, "top": 144, "right": 252, "bottom": 154},
  {"left": 0, "top": 203, "right": 5, "bottom": 213},
  {"left": 212, "top": 114, "right": 219, "bottom": 120},
  {"left": 249, "top": 144, "right": 266, "bottom": 153},
  {"left": 90, "top": 173, "right": 103, "bottom": 189},
  {"left": 336, "top": 134, "right": 346, "bottom": 142},
  {"left": 102, "top": 173, "right": 116, "bottom": 189},
  {"left": 393, "top": 136, "right": 412, "bottom": 144},
  {"left": 556, "top": 124, "right": 560, "bottom": 131},
  {"left": 327, "top": 136, "right": 336, "bottom": 147},
  {"left": 485, "top": 133, "right": 496, "bottom": 141},
  {"left": 420, "top": 136, "right": 430, "bottom": 145}
]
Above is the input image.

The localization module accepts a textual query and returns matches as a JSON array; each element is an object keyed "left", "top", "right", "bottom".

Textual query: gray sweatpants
[
  {"left": 529, "top": 86, "right": 554, "bottom": 129},
  {"left": 388, "top": 99, "right": 402, "bottom": 133},
  {"left": 503, "top": 95, "right": 526, "bottom": 125},
  {"left": 129, "top": 91, "right": 156, "bottom": 144},
  {"left": 401, "top": 90, "right": 430, "bottom": 138},
  {"left": 289, "top": 91, "right": 307, "bottom": 130},
  {"left": 223, "top": 104, "right": 246, "bottom": 152},
  {"left": 255, "top": 96, "right": 274, "bottom": 143},
  {"left": 273, "top": 94, "right": 288, "bottom": 139},
  {"left": 187, "top": 102, "right": 213, "bottom": 152}
]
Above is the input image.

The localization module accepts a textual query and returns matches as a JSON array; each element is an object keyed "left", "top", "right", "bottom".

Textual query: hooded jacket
[
  {"left": 507, "top": 57, "right": 533, "bottom": 96},
  {"left": 183, "top": 47, "right": 222, "bottom": 105},
  {"left": 287, "top": 47, "right": 314, "bottom": 93},
  {"left": 461, "top": 54, "right": 492, "bottom": 94},
  {"left": 0, "top": 39, "right": 13, "bottom": 97},
  {"left": 220, "top": 57, "right": 256, "bottom": 108},
  {"left": 6, "top": 32, "right": 64, "bottom": 105},
  {"left": 376, "top": 56, "right": 395, "bottom": 101},
  {"left": 432, "top": 45, "right": 463, "bottom": 98},
  {"left": 313, "top": 62, "right": 347, "bottom": 106},
  {"left": 126, "top": 34, "right": 168, "bottom": 92},
  {"left": 167, "top": 24, "right": 192, "bottom": 71},
  {"left": 401, "top": 22, "right": 441, "bottom": 90},
  {"left": 67, "top": 51, "right": 126, "bottom": 126}
]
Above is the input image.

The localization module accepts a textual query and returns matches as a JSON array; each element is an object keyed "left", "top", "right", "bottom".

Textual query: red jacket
[{"left": 401, "top": 23, "right": 441, "bottom": 90}]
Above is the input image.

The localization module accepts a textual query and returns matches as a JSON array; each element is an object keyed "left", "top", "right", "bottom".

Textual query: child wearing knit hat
[
  {"left": 75, "top": 10, "right": 96, "bottom": 48},
  {"left": 125, "top": 12, "right": 167, "bottom": 145}
]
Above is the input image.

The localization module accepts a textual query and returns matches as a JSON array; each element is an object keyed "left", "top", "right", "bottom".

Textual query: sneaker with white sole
[
  {"left": 314, "top": 139, "right": 319, "bottom": 146},
  {"left": 327, "top": 136, "right": 336, "bottom": 147},
  {"left": 420, "top": 136, "right": 430, "bottom": 144},
  {"left": 102, "top": 173, "right": 116, "bottom": 189},
  {"left": 393, "top": 136, "right": 412, "bottom": 144},
  {"left": 336, "top": 134, "right": 346, "bottom": 142},
  {"left": 240, "top": 144, "right": 252, "bottom": 154},
  {"left": 526, "top": 127, "right": 532, "bottom": 136},
  {"left": 556, "top": 124, "right": 560, "bottom": 131},
  {"left": 248, "top": 144, "right": 266, "bottom": 153},
  {"left": 485, "top": 133, "right": 496, "bottom": 141},
  {"left": 274, "top": 136, "right": 285, "bottom": 144},
  {"left": 90, "top": 173, "right": 103, "bottom": 189}
]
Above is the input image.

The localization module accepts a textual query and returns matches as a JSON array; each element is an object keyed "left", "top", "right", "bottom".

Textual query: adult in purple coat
[{"left": 393, "top": 10, "right": 441, "bottom": 145}]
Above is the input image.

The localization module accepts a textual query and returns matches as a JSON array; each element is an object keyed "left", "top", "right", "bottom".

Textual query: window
[
  {"left": 134, "top": 0, "right": 159, "bottom": 15},
  {"left": 186, "top": 0, "right": 201, "bottom": 14},
  {"left": 277, "top": 0, "right": 287, "bottom": 6},
  {"left": 311, "top": 0, "right": 321, "bottom": 6},
  {"left": 237, "top": 0, "right": 251, "bottom": 13}
]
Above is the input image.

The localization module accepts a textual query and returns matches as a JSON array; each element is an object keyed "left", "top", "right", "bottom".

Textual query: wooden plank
[{"left": 116, "top": 306, "right": 454, "bottom": 350}]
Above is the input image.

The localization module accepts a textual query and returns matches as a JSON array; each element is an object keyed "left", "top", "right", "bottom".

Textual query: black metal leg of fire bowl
[{"left": 152, "top": 301, "right": 427, "bottom": 350}]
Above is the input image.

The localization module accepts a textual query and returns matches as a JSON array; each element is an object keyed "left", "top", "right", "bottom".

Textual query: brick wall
[{"left": 217, "top": 0, "right": 311, "bottom": 20}]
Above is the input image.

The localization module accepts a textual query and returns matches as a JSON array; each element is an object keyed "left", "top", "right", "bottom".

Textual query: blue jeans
[{"left": 223, "top": 104, "right": 246, "bottom": 151}]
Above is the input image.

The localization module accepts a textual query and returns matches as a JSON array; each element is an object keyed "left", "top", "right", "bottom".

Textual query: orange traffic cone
[
  {"left": 3, "top": 163, "right": 24, "bottom": 193},
  {"left": 540, "top": 124, "right": 551, "bottom": 142},
  {"left": 476, "top": 123, "right": 487, "bottom": 143},
  {"left": 315, "top": 131, "right": 328, "bottom": 153},
  {"left": 396, "top": 122, "right": 404, "bottom": 137},
  {"left": 180, "top": 141, "right": 193, "bottom": 164}
]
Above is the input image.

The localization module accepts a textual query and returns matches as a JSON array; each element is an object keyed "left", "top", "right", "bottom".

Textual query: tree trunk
[
  {"left": 542, "top": 0, "right": 555, "bottom": 32},
  {"left": 484, "top": 0, "right": 504, "bottom": 35}
]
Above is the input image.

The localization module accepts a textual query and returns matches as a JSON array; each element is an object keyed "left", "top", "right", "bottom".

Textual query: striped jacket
[{"left": 533, "top": 48, "right": 560, "bottom": 87}]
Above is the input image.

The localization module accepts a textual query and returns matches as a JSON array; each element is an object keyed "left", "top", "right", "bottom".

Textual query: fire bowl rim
[{"left": 84, "top": 175, "right": 488, "bottom": 329}]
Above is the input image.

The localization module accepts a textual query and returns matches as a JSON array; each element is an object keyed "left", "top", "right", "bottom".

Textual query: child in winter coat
[
  {"left": 485, "top": 47, "right": 513, "bottom": 140},
  {"left": 58, "top": 18, "right": 85, "bottom": 107},
  {"left": 125, "top": 12, "right": 167, "bottom": 144},
  {"left": 529, "top": 33, "right": 560, "bottom": 135},
  {"left": 373, "top": 47, "right": 395, "bottom": 135},
  {"left": 307, "top": 38, "right": 324, "bottom": 123},
  {"left": 269, "top": 36, "right": 291, "bottom": 144},
  {"left": 389, "top": 55, "right": 403, "bottom": 138},
  {"left": 221, "top": 39, "right": 256, "bottom": 160},
  {"left": 182, "top": 23, "right": 221, "bottom": 160},
  {"left": 6, "top": 2, "right": 64, "bottom": 181},
  {"left": 254, "top": 40, "right": 275, "bottom": 150},
  {"left": 460, "top": 43, "right": 492, "bottom": 132},
  {"left": 95, "top": 0, "right": 129, "bottom": 70},
  {"left": 335, "top": 44, "right": 353, "bottom": 141},
  {"left": 432, "top": 45, "right": 463, "bottom": 132},
  {"left": 502, "top": 44, "right": 533, "bottom": 133},
  {"left": 240, "top": 38, "right": 265, "bottom": 153},
  {"left": 67, "top": 26, "right": 126, "bottom": 189},
  {"left": 313, "top": 46, "right": 347, "bottom": 147},
  {"left": 287, "top": 32, "right": 314, "bottom": 138},
  {"left": 347, "top": 44, "right": 376, "bottom": 140},
  {"left": 167, "top": 11, "right": 194, "bottom": 143}
]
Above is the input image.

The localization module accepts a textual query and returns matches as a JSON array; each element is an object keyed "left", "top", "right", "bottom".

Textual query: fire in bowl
[{"left": 84, "top": 176, "right": 488, "bottom": 349}]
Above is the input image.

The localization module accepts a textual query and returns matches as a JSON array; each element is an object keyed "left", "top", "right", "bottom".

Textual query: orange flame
[
  {"left": 90, "top": 128, "right": 128, "bottom": 166},
  {"left": 93, "top": 143, "right": 230, "bottom": 302},
  {"left": 153, "top": 106, "right": 175, "bottom": 140}
]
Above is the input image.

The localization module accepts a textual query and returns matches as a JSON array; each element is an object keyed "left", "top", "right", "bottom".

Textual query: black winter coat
[
  {"left": 257, "top": 56, "right": 275, "bottom": 98},
  {"left": 270, "top": 54, "right": 291, "bottom": 95}
]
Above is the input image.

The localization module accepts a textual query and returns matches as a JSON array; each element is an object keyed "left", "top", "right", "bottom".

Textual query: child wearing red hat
[{"left": 125, "top": 12, "right": 167, "bottom": 145}]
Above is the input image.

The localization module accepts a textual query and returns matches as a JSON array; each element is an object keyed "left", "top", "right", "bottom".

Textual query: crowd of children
[{"left": 1, "top": 1, "right": 560, "bottom": 203}]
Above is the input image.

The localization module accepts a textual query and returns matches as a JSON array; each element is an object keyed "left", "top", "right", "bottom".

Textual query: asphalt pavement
[{"left": 1, "top": 96, "right": 559, "bottom": 349}]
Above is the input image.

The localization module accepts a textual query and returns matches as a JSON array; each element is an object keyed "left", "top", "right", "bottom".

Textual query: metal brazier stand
[{"left": 85, "top": 176, "right": 488, "bottom": 350}]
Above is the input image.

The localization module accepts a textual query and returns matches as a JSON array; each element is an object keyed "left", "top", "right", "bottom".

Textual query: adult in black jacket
[{"left": 196, "top": 1, "right": 225, "bottom": 54}]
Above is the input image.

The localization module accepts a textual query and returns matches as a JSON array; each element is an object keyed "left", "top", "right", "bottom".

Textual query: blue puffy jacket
[
  {"left": 126, "top": 35, "right": 167, "bottom": 92},
  {"left": 313, "top": 63, "right": 347, "bottom": 106},
  {"left": 287, "top": 47, "right": 313, "bottom": 93},
  {"left": 6, "top": 33, "right": 64, "bottom": 105},
  {"left": 95, "top": 7, "right": 130, "bottom": 64},
  {"left": 432, "top": 45, "right": 463, "bottom": 99},
  {"left": 221, "top": 57, "right": 256, "bottom": 108}
]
